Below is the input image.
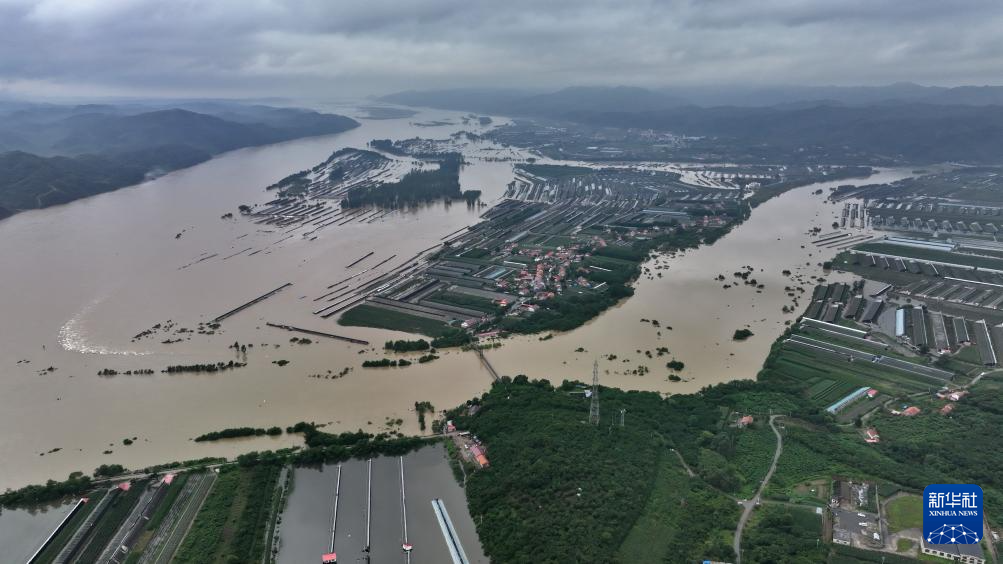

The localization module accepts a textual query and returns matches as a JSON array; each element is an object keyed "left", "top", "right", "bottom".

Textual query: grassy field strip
[
  {"left": 786, "top": 335, "right": 953, "bottom": 381},
  {"left": 773, "top": 344, "right": 934, "bottom": 404},
  {"left": 97, "top": 482, "right": 161, "bottom": 563},
  {"left": 140, "top": 473, "right": 216, "bottom": 564},
  {"left": 884, "top": 494, "right": 923, "bottom": 533}
]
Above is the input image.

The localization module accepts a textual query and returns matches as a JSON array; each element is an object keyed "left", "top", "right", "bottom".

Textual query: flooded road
[
  {"left": 0, "top": 99, "right": 910, "bottom": 490},
  {"left": 276, "top": 445, "right": 486, "bottom": 564}
]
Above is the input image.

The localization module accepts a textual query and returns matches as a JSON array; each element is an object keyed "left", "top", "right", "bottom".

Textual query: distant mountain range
[
  {"left": 381, "top": 86, "right": 680, "bottom": 115},
  {"left": 0, "top": 103, "right": 359, "bottom": 219},
  {"left": 380, "top": 83, "right": 1003, "bottom": 112},
  {"left": 380, "top": 85, "right": 1003, "bottom": 164},
  {"left": 566, "top": 104, "right": 1003, "bottom": 164}
]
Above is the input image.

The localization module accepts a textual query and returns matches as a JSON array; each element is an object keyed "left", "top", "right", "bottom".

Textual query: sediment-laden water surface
[
  {"left": 0, "top": 101, "right": 910, "bottom": 490},
  {"left": 487, "top": 168, "right": 914, "bottom": 391}
]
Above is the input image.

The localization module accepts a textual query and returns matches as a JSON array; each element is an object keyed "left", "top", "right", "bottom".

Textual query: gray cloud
[{"left": 0, "top": 0, "right": 1001, "bottom": 100}]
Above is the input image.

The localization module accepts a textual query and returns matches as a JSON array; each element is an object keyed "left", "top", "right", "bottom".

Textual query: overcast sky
[{"left": 1, "top": 0, "right": 1002, "bottom": 100}]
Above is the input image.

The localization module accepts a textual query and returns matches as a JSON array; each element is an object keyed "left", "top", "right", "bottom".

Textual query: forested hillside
[
  {"left": 448, "top": 322, "right": 1003, "bottom": 563},
  {"left": 0, "top": 103, "right": 359, "bottom": 217}
]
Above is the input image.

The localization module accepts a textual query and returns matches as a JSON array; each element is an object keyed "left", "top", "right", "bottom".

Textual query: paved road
[{"left": 733, "top": 415, "right": 783, "bottom": 564}]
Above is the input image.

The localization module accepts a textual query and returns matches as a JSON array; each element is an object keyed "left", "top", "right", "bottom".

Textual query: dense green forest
[
  {"left": 0, "top": 146, "right": 208, "bottom": 211},
  {"left": 193, "top": 426, "right": 282, "bottom": 442},
  {"left": 446, "top": 320, "right": 1003, "bottom": 562},
  {"left": 447, "top": 377, "right": 745, "bottom": 563},
  {"left": 741, "top": 505, "right": 826, "bottom": 563},
  {"left": 0, "top": 471, "right": 92, "bottom": 507}
]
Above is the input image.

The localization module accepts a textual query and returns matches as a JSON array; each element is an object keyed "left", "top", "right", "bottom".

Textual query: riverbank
[
  {"left": 0, "top": 104, "right": 360, "bottom": 220},
  {"left": 331, "top": 158, "right": 866, "bottom": 342},
  {"left": 0, "top": 101, "right": 910, "bottom": 492}
]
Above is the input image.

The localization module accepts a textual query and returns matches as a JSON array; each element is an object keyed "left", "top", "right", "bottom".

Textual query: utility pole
[{"left": 589, "top": 360, "right": 600, "bottom": 426}]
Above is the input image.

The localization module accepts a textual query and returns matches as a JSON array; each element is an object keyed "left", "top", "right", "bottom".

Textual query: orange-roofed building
[
  {"left": 902, "top": 406, "right": 921, "bottom": 416},
  {"left": 738, "top": 415, "right": 754, "bottom": 427},
  {"left": 940, "top": 403, "right": 955, "bottom": 416}
]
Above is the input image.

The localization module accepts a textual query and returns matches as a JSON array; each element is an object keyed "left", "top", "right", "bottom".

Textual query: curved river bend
[{"left": 0, "top": 103, "right": 910, "bottom": 489}]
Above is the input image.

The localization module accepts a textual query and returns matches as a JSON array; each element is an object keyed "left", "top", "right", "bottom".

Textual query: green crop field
[
  {"left": 886, "top": 494, "right": 924, "bottom": 532},
  {"left": 742, "top": 505, "right": 826, "bottom": 563},
  {"left": 773, "top": 345, "right": 933, "bottom": 397},
  {"left": 173, "top": 466, "right": 280, "bottom": 563}
]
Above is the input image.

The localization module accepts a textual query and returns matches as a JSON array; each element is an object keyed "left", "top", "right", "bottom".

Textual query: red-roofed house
[
  {"left": 738, "top": 415, "right": 754, "bottom": 428},
  {"left": 940, "top": 403, "right": 955, "bottom": 416},
  {"left": 864, "top": 428, "right": 880, "bottom": 443},
  {"left": 866, "top": 389, "right": 879, "bottom": 398},
  {"left": 470, "top": 444, "right": 490, "bottom": 468},
  {"left": 902, "top": 406, "right": 921, "bottom": 416}
]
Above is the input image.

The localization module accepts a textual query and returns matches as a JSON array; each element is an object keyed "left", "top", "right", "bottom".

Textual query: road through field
[{"left": 733, "top": 415, "right": 783, "bottom": 564}]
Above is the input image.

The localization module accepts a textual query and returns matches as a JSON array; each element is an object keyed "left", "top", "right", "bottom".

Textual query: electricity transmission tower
[{"left": 589, "top": 360, "right": 600, "bottom": 426}]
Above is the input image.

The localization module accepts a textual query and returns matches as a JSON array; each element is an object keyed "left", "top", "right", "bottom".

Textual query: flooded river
[
  {"left": 0, "top": 101, "right": 911, "bottom": 490},
  {"left": 487, "top": 168, "right": 914, "bottom": 391}
]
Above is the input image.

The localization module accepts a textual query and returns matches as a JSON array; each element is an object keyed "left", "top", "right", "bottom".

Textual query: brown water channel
[{"left": 0, "top": 100, "right": 911, "bottom": 490}]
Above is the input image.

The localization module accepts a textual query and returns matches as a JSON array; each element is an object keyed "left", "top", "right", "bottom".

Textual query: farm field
[
  {"left": 173, "top": 466, "right": 280, "bottom": 563},
  {"left": 885, "top": 494, "right": 923, "bottom": 533}
]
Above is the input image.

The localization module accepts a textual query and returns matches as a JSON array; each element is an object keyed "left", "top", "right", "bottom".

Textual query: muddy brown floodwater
[
  {"left": 486, "top": 168, "right": 914, "bottom": 391},
  {"left": 0, "top": 100, "right": 912, "bottom": 490}
]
